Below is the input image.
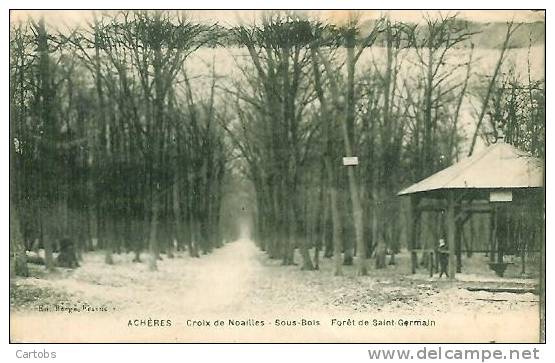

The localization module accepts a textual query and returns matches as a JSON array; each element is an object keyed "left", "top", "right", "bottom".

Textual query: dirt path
[
  {"left": 10, "top": 239, "right": 540, "bottom": 342},
  {"left": 11, "top": 239, "right": 267, "bottom": 342},
  {"left": 13, "top": 238, "right": 262, "bottom": 312},
  {"left": 169, "top": 238, "right": 261, "bottom": 315}
]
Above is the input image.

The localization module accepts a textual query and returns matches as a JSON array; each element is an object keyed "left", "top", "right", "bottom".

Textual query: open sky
[{"left": 11, "top": 10, "right": 545, "bottom": 28}]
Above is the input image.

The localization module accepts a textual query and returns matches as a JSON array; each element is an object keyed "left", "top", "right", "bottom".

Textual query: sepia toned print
[{"left": 9, "top": 9, "right": 545, "bottom": 343}]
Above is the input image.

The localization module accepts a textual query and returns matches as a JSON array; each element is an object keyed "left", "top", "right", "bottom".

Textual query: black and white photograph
[{"left": 8, "top": 8, "right": 545, "bottom": 344}]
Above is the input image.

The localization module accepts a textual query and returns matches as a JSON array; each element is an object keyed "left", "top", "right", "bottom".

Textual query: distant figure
[
  {"left": 56, "top": 237, "right": 80, "bottom": 268},
  {"left": 438, "top": 239, "right": 449, "bottom": 278}
]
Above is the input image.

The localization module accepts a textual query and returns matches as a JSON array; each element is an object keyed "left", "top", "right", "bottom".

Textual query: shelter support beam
[
  {"left": 456, "top": 220, "right": 462, "bottom": 273},
  {"left": 446, "top": 192, "right": 456, "bottom": 280},
  {"left": 489, "top": 207, "right": 497, "bottom": 264},
  {"left": 409, "top": 195, "right": 420, "bottom": 274}
]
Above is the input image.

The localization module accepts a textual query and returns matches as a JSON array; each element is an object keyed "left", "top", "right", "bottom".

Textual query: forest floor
[{"left": 10, "top": 239, "right": 540, "bottom": 342}]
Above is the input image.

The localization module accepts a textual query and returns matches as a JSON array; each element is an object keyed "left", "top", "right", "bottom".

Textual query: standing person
[{"left": 438, "top": 238, "right": 449, "bottom": 278}]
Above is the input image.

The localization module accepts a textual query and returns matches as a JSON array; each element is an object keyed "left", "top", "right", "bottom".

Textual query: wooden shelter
[{"left": 398, "top": 140, "right": 543, "bottom": 279}]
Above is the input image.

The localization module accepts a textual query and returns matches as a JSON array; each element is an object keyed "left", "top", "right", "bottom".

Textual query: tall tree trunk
[
  {"left": 317, "top": 44, "right": 366, "bottom": 275},
  {"left": 10, "top": 208, "right": 28, "bottom": 277},
  {"left": 148, "top": 192, "right": 160, "bottom": 271},
  {"left": 36, "top": 17, "right": 55, "bottom": 271},
  {"left": 299, "top": 189, "right": 314, "bottom": 270},
  {"left": 172, "top": 165, "right": 183, "bottom": 254},
  {"left": 10, "top": 43, "right": 28, "bottom": 277},
  {"left": 92, "top": 21, "right": 113, "bottom": 265},
  {"left": 344, "top": 43, "right": 366, "bottom": 275},
  {"left": 329, "top": 178, "right": 343, "bottom": 276},
  {"left": 311, "top": 46, "right": 343, "bottom": 275},
  {"left": 148, "top": 26, "right": 165, "bottom": 267}
]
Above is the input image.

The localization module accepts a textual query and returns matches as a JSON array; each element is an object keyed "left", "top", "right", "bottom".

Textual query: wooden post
[
  {"left": 518, "top": 210, "right": 525, "bottom": 275},
  {"left": 489, "top": 206, "right": 497, "bottom": 264},
  {"left": 496, "top": 206, "right": 504, "bottom": 265},
  {"left": 409, "top": 195, "right": 419, "bottom": 274},
  {"left": 446, "top": 192, "right": 456, "bottom": 280},
  {"left": 455, "top": 220, "right": 462, "bottom": 273},
  {"left": 429, "top": 250, "right": 434, "bottom": 277}
]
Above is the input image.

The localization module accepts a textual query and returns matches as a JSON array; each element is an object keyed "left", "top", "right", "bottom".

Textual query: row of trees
[{"left": 10, "top": 11, "right": 232, "bottom": 276}]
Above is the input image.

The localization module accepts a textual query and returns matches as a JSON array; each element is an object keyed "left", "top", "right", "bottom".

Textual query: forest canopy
[{"left": 9, "top": 10, "right": 545, "bottom": 278}]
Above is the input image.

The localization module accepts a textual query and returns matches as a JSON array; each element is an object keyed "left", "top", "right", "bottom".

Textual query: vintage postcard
[{"left": 9, "top": 9, "right": 545, "bottom": 343}]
